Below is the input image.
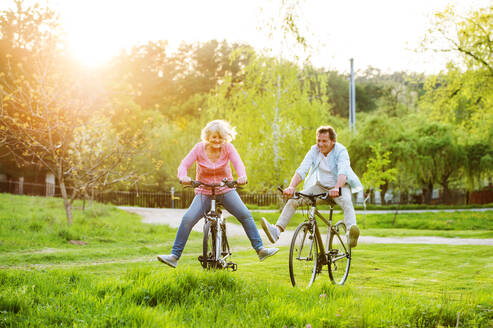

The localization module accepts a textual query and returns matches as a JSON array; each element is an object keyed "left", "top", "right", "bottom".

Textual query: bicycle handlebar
[
  {"left": 183, "top": 178, "right": 242, "bottom": 189},
  {"left": 277, "top": 186, "right": 341, "bottom": 200}
]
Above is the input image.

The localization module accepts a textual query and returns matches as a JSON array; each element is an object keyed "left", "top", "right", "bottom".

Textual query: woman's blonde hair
[{"left": 201, "top": 120, "right": 237, "bottom": 143}]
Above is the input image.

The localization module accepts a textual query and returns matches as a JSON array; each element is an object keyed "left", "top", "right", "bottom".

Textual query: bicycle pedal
[
  {"left": 226, "top": 262, "right": 238, "bottom": 271},
  {"left": 197, "top": 255, "right": 207, "bottom": 268}
]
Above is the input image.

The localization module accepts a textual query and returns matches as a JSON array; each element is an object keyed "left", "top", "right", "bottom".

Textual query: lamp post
[{"left": 349, "top": 58, "right": 356, "bottom": 133}]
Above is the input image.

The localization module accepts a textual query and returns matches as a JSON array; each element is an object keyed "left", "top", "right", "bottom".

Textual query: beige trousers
[{"left": 276, "top": 183, "right": 356, "bottom": 230}]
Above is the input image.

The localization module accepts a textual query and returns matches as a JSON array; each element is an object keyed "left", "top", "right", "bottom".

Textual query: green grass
[
  {"left": 1, "top": 193, "right": 492, "bottom": 327},
  {"left": 253, "top": 209, "right": 493, "bottom": 236},
  {"left": 245, "top": 202, "right": 493, "bottom": 211}
]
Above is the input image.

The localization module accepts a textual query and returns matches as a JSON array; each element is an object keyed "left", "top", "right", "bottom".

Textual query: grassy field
[
  {"left": 253, "top": 210, "right": 493, "bottom": 238},
  {"left": 1, "top": 194, "right": 492, "bottom": 327}
]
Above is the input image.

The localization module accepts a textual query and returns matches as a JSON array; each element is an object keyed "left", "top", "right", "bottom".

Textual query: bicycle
[
  {"left": 281, "top": 187, "right": 351, "bottom": 288},
  {"left": 186, "top": 178, "right": 239, "bottom": 271}
]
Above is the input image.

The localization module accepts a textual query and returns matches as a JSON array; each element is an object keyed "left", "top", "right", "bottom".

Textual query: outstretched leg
[
  {"left": 171, "top": 194, "right": 210, "bottom": 259},
  {"left": 222, "top": 190, "right": 278, "bottom": 261}
]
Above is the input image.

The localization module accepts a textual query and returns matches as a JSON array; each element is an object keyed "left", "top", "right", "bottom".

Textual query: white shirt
[{"left": 317, "top": 152, "right": 337, "bottom": 188}]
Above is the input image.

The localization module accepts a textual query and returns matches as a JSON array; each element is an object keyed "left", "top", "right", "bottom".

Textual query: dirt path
[{"left": 119, "top": 206, "right": 493, "bottom": 246}]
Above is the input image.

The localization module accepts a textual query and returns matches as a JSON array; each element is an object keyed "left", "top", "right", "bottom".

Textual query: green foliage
[
  {"left": 206, "top": 52, "right": 338, "bottom": 190},
  {"left": 426, "top": 5, "right": 493, "bottom": 74},
  {"left": 418, "top": 4, "right": 493, "bottom": 192},
  {"left": 361, "top": 143, "right": 398, "bottom": 193},
  {"left": 1, "top": 0, "right": 493, "bottom": 202}
]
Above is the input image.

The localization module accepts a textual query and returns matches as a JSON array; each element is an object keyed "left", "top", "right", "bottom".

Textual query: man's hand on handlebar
[
  {"left": 283, "top": 186, "right": 296, "bottom": 198},
  {"left": 329, "top": 187, "right": 341, "bottom": 198}
]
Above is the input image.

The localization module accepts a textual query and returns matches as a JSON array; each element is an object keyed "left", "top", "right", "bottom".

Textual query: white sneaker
[
  {"left": 348, "top": 225, "right": 360, "bottom": 248},
  {"left": 261, "top": 217, "right": 280, "bottom": 243},
  {"left": 258, "top": 247, "right": 279, "bottom": 261},
  {"left": 157, "top": 254, "right": 178, "bottom": 268}
]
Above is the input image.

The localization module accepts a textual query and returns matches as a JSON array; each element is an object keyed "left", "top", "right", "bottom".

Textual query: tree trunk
[
  {"left": 379, "top": 189, "right": 386, "bottom": 206},
  {"left": 380, "top": 181, "right": 390, "bottom": 205},
  {"left": 442, "top": 184, "right": 451, "bottom": 204},
  {"left": 400, "top": 190, "right": 409, "bottom": 204},
  {"left": 59, "top": 181, "right": 73, "bottom": 224},
  {"left": 423, "top": 181, "right": 434, "bottom": 204}
]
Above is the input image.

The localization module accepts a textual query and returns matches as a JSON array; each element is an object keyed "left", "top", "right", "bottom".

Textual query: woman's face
[{"left": 207, "top": 131, "right": 224, "bottom": 148}]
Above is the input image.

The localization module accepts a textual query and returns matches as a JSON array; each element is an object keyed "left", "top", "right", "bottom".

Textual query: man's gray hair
[{"left": 316, "top": 125, "right": 337, "bottom": 141}]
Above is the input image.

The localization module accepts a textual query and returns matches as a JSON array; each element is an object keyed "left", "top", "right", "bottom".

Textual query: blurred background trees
[{"left": 1, "top": 0, "right": 492, "bottom": 217}]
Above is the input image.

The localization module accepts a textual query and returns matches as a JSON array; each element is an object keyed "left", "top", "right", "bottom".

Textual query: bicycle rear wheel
[
  {"left": 202, "top": 221, "right": 217, "bottom": 269},
  {"left": 328, "top": 221, "right": 351, "bottom": 285},
  {"left": 289, "top": 222, "right": 318, "bottom": 288},
  {"left": 220, "top": 222, "right": 230, "bottom": 257}
]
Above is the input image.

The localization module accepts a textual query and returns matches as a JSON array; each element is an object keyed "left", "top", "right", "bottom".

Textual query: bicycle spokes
[
  {"left": 289, "top": 223, "right": 318, "bottom": 288},
  {"left": 328, "top": 222, "right": 351, "bottom": 285}
]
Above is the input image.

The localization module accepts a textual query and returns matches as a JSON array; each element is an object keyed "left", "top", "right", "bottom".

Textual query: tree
[
  {"left": 361, "top": 143, "right": 397, "bottom": 206},
  {"left": 0, "top": 1, "right": 153, "bottom": 222},
  {"left": 205, "top": 52, "right": 335, "bottom": 191},
  {"left": 464, "top": 141, "right": 493, "bottom": 191},
  {"left": 419, "top": 5, "right": 493, "bottom": 193},
  {"left": 411, "top": 121, "right": 464, "bottom": 204},
  {"left": 347, "top": 113, "right": 408, "bottom": 204},
  {"left": 425, "top": 5, "right": 493, "bottom": 75},
  {"left": 0, "top": 44, "right": 97, "bottom": 223},
  {"left": 0, "top": 0, "right": 58, "bottom": 50},
  {"left": 421, "top": 4, "right": 493, "bottom": 144},
  {"left": 68, "top": 107, "right": 154, "bottom": 202}
]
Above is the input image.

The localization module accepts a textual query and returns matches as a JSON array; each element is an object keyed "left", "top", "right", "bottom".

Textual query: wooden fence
[
  {"left": 0, "top": 180, "right": 282, "bottom": 208},
  {"left": 1, "top": 180, "right": 492, "bottom": 207},
  {"left": 96, "top": 190, "right": 282, "bottom": 208}
]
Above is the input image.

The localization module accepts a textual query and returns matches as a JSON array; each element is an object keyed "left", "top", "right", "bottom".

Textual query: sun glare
[
  {"left": 67, "top": 35, "right": 114, "bottom": 68},
  {"left": 36, "top": 0, "right": 492, "bottom": 72}
]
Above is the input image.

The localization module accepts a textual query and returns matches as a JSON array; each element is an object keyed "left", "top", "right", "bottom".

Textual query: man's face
[{"left": 317, "top": 132, "right": 334, "bottom": 155}]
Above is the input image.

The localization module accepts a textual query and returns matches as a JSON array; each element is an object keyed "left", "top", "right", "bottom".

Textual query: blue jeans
[{"left": 171, "top": 190, "right": 263, "bottom": 259}]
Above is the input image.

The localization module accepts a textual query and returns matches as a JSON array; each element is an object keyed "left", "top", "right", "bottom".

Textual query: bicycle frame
[
  {"left": 305, "top": 198, "right": 335, "bottom": 265},
  {"left": 288, "top": 188, "right": 351, "bottom": 287},
  {"left": 192, "top": 179, "right": 237, "bottom": 271},
  {"left": 205, "top": 198, "right": 232, "bottom": 266}
]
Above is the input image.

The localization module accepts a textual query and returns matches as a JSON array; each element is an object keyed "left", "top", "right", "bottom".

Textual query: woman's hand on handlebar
[
  {"left": 179, "top": 176, "right": 192, "bottom": 184},
  {"left": 237, "top": 176, "right": 247, "bottom": 185}
]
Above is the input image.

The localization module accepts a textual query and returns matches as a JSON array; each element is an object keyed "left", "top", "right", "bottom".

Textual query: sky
[{"left": 2, "top": 0, "right": 491, "bottom": 73}]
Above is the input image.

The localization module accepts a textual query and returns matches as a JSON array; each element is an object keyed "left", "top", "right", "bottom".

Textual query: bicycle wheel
[
  {"left": 221, "top": 222, "right": 230, "bottom": 257},
  {"left": 202, "top": 221, "right": 217, "bottom": 269},
  {"left": 289, "top": 222, "right": 318, "bottom": 288},
  {"left": 328, "top": 220, "right": 351, "bottom": 285}
]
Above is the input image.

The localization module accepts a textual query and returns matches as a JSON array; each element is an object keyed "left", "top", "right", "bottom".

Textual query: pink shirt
[{"left": 177, "top": 142, "right": 247, "bottom": 195}]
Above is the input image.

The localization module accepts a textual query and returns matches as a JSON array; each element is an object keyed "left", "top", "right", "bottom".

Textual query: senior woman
[{"left": 157, "top": 120, "right": 278, "bottom": 268}]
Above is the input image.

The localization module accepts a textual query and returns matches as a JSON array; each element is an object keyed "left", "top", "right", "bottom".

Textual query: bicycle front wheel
[
  {"left": 221, "top": 223, "right": 231, "bottom": 257},
  {"left": 289, "top": 222, "right": 318, "bottom": 288},
  {"left": 202, "top": 221, "right": 217, "bottom": 269},
  {"left": 328, "top": 221, "right": 351, "bottom": 285}
]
